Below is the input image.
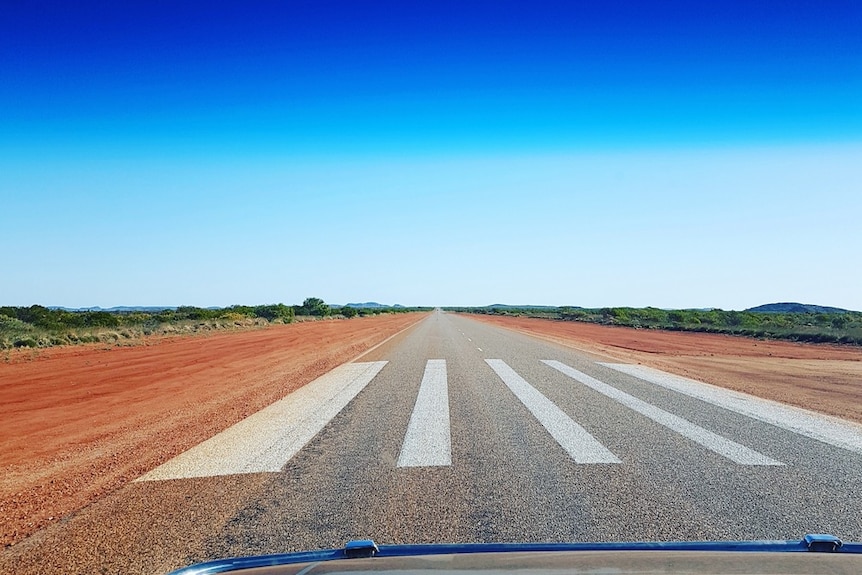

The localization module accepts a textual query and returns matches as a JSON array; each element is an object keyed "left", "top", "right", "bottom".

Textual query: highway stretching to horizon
[{"left": 4, "top": 310, "right": 862, "bottom": 574}]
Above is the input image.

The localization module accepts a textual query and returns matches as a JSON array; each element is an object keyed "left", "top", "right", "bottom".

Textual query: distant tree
[
  {"left": 341, "top": 306, "right": 358, "bottom": 318},
  {"left": 668, "top": 311, "right": 687, "bottom": 324},
  {"left": 81, "top": 311, "right": 120, "bottom": 327},
  {"left": 725, "top": 311, "right": 743, "bottom": 326},
  {"left": 253, "top": 304, "right": 294, "bottom": 322},
  {"left": 302, "top": 297, "right": 331, "bottom": 317},
  {"left": 610, "top": 308, "right": 631, "bottom": 324},
  {"left": 813, "top": 313, "right": 832, "bottom": 326},
  {"left": 637, "top": 307, "right": 668, "bottom": 325},
  {"left": 175, "top": 306, "right": 208, "bottom": 320}
]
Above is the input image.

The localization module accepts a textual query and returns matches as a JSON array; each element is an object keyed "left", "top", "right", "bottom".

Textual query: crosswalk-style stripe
[
  {"left": 601, "top": 362, "right": 862, "bottom": 456},
  {"left": 485, "top": 359, "right": 621, "bottom": 464},
  {"left": 397, "top": 359, "right": 452, "bottom": 467},
  {"left": 543, "top": 360, "right": 783, "bottom": 466},
  {"left": 137, "top": 361, "right": 388, "bottom": 481}
]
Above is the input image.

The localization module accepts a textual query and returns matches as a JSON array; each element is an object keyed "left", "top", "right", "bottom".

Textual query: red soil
[
  {"left": 0, "top": 314, "right": 426, "bottom": 547},
  {"left": 465, "top": 315, "right": 862, "bottom": 425}
]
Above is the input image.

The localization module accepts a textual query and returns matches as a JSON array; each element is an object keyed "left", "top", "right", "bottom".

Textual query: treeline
[
  {"left": 0, "top": 303, "right": 296, "bottom": 332},
  {"left": 445, "top": 306, "right": 862, "bottom": 346},
  {"left": 0, "top": 299, "right": 429, "bottom": 350}
]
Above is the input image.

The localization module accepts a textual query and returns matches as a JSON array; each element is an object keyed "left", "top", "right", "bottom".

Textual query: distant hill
[
  {"left": 344, "top": 302, "right": 386, "bottom": 308},
  {"left": 746, "top": 302, "right": 850, "bottom": 314}
]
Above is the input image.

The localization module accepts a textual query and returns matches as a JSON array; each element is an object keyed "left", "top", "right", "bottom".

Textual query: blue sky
[{"left": 2, "top": 1, "right": 860, "bottom": 309}]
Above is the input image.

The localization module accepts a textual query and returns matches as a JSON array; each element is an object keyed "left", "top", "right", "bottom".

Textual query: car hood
[{"left": 168, "top": 535, "right": 862, "bottom": 575}]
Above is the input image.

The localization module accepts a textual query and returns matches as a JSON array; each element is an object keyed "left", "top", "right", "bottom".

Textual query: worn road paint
[
  {"left": 485, "top": 359, "right": 621, "bottom": 464},
  {"left": 545, "top": 360, "right": 783, "bottom": 466},
  {"left": 138, "top": 361, "right": 388, "bottom": 480},
  {"left": 601, "top": 362, "right": 862, "bottom": 456},
  {"left": 397, "top": 359, "right": 452, "bottom": 467}
]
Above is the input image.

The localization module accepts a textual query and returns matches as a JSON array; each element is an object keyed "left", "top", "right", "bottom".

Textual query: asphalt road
[{"left": 4, "top": 310, "right": 862, "bottom": 574}]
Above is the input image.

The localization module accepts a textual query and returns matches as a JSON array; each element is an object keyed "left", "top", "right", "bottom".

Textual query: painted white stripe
[
  {"left": 485, "top": 359, "right": 621, "bottom": 464},
  {"left": 601, "top": 362, "right": 862, "bottom": 456},
  {"left": 397, "top": 359, "right": 452, "bottom": 467},
  {"left": 137, "top": 361, "right": 388, "bottom": 480},
  {"left": 544, "top": 360, "right": 782, "bottom": 466}
]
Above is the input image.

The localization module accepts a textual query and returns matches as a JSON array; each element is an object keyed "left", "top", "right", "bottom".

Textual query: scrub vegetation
[
  {"left": 0, "top": 299, "right": 429, "bottom": 350},
  {"left": 446, "top": 306, "right": 862, "bottom": 346}
]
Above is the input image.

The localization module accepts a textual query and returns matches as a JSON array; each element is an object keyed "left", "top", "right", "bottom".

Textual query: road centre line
[
  {"left": 601, "top": 362, "right": 862, "bottom": 456},
  {"left": 397, "top": 359, "right": 452, "bottom": 467},
  {"left": 137, "top": 361, "right": 388, "bottom": 480},
  {"left": 544, "top": 361, "right": 783, "bottom": 466},
  {"left": 485, "top": 359, "right": 621, "bottom": 464}
]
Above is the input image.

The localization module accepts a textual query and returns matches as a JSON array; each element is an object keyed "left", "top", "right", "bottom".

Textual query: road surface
[{"left": 4, "top": 310, "right": 862, "bottom": 574}]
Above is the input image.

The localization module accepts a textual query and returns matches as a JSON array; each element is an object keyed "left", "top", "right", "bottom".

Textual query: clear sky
[{"left": 2, "top": 1, "right": 860, "bottom": 310}]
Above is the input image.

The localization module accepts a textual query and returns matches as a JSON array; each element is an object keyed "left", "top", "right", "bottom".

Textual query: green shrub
[{"left": 341, "top": 306, "right": 358, "bottom": 318}]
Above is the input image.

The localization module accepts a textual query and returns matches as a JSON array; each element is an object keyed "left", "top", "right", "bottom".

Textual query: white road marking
[
  {"left": 601, "top": 362, "right": 862, "bottom": 456},
  {"left": 467, "top": 338, "right": 472, "bottom": 342},
  {"left": 544, "top": 361, "right": 783, "bottom": 466},
  {"left": 397, "top": 359, "right": 452, "bottom": 467},
  {"left": 137, "top": 361, "right": 388, "bottom": 480},
  {"left": 477, "top": 347, "right": 483, "bottom": 352},
  {"left": 485, "top": 359, "right": 621, "bottom": 464}
]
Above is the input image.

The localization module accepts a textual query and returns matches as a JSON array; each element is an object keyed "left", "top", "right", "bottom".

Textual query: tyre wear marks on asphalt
[
  {"left": 397, "top": 359, "right": 452, "bottom": 467},
  {"left": 601, "top": 363, "right": 862, "bottom": 455},
  {"left": 543, "top": 360, "right": 784, "bottom": 466},
  {"left": 484, "top": 359, "right": 622, "bottom": 464},
  {"left": 137, "top": 361, "right": 388, "bottom": 480}
]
